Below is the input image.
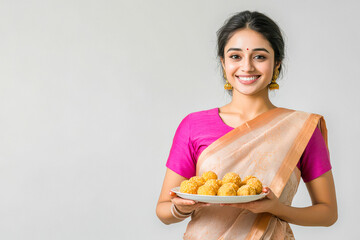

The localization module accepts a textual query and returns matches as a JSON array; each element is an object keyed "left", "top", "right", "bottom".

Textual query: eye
[
  {"left": 254, "top": 55, "right": 266, "bottom": 60},
  {"left": 229, "top": 54, "right": 241, "bottom": 59}
]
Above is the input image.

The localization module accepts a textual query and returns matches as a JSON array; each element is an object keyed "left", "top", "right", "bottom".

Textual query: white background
[{"left": 0, "top": 0, "right": 358, "bottom": 239}]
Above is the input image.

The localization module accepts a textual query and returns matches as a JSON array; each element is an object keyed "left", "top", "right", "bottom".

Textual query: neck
[{"left": 227, "top": 88, "right": 276, "bottom": 119}]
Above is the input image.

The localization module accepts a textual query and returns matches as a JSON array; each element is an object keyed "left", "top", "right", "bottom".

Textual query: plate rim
[{"left": 171, "top": 186, "right": 267, "bottom": 203}]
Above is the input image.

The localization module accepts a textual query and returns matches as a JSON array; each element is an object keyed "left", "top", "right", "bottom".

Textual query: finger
[
  {"left": 220, "top": 203, "right": 244, "bottom": 208},
  {"left": 263, "top": 187, "right": 275, "bottom": 199},
  {"left": 197, "top": 202, "right": 211, "bottom": 207},
  {"left": 171, "top": 197, "right": 196, "bottom": 205},
  {"left": 169, "top": 191, "right": 177, "bottom": 198},
  {"left": 219, "top": 203, "right": 230, "bottom": 206}
]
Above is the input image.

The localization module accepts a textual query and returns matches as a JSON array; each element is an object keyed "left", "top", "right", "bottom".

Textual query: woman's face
[{"left": 221, "top": 28, "right": 280, "bottom": 96}]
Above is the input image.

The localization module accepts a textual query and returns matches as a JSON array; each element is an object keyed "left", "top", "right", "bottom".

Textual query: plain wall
[{"left": 0, "top": 0, "right": 358, "bottom": 239}]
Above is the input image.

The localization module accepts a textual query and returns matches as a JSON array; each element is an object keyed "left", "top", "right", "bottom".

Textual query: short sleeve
[
  {"left": 299, "top": 127, "right": 332, "bottom": 182},
  {"left": 166, "top": 115, "right": 196, "bottom": 179}
]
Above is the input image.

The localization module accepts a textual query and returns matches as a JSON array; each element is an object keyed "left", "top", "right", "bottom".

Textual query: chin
[{"left": 235, "top": 87, "right": 268, "bottom": 96}]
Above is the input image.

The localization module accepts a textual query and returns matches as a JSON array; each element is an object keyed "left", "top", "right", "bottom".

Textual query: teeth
[{"left": 237, "top": 76, "right": 259, "bottom": 81}]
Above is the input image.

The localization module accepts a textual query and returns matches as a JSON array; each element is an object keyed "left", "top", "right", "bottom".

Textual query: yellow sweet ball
[
  {"left": 202, "top": 171, "right": 218, "bottom": 181},
  {"left": 237, "top": 185, "right": 256, "bottom": 196},
  {"left": 180, "top": 180, "right": 198, "bottom": 194},
  {"left": 240, "top": 175, "right": 256, "bottom": 186},
  {"left": 217, "top": 179, "right": 223, "bottom": 186},
  {"left": 197, "top": 185, "right": 217, "bottom": 196},
  {"left": 217, "top": 183, "right": 237, "bottom": 196},
  {"left": 204, "top": 179, "right": 220, "bottom": 192},
  {"left": 227, "top": 182, "right": 240, "bottom": 192},
  {"left": 222, "top": 172, "right": 242, "bottom": 187},
  {"left": 189, "top": 176, "right": 206, "bottom": 187},
  {"left": 246, "top": 178, "right": 263, "bottom": 194}
]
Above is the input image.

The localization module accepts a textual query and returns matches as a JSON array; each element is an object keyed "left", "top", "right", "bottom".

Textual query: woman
[{"left": 156, "top": 10, "right": 337, "bottom": 239}]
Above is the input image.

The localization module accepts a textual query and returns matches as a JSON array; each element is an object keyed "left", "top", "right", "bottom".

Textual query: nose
[{"left": 241, "top": 57, "right": 255, "bottom": 72}]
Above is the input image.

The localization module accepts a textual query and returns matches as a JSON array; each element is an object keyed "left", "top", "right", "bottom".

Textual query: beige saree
[{"left": 183, "top": 107, "right": 328, "bottom": 240}]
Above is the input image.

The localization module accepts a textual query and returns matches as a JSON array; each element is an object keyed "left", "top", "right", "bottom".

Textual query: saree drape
[{"left": 183, "top": 107, "right": 328, "bottom": 240}]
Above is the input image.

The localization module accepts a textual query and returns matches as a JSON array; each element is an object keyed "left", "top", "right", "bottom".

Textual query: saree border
[
  {"left": 196, "top": 107, "right": 292, "bottom": 173},
  {"left": 245, "top": 113, "right": 326, "bottom": 240}
]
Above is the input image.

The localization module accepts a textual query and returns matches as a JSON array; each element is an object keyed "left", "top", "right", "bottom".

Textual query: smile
[{"left": 236, "top": 75, "right": 261, "bottom": 84}]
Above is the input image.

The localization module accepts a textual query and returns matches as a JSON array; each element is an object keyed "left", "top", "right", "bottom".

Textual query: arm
[
  {"left": 226, "top": 170, "right": 338, "bottom": 227},
  {"left": 272, "top": 170, "right": 338, "bottom": 226},
  {"left": 156, "top": 168, "right": 209, "bottom": 225}
]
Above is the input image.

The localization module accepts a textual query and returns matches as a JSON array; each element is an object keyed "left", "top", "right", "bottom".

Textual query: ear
[
  {"left": 275, "top": 61, "right": 281, "bottom": 70},
  {"left": 220, "top": 57, "right": 225, "bottom": 70}
]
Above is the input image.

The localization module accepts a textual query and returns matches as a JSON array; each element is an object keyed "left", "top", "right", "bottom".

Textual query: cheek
[
  {"left": 259, "top": 63, "right": 274, "bottom": 75},
  {"left": 226, "top": 63, "right": 238, "bottom": 74}
]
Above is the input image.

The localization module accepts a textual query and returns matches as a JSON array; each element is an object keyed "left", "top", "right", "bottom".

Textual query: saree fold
[{"left": 183, "top": 108, "right": 328, "bottom": 240}]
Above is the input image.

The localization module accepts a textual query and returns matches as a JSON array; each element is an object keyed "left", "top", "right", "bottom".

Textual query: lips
[{"left": 236, "top": 75, "right": 261, "bottom": 85}]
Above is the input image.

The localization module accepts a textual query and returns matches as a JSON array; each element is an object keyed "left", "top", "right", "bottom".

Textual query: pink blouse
[{"left": 166, "top": 108, "right": 331, "bottom": 182}]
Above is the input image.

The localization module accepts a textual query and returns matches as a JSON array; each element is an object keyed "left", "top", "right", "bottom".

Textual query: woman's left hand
[{"left": 221, "top": 187, "right": 282, "bottom": 214}]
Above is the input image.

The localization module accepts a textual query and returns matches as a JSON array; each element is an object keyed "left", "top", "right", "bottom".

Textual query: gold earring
[
  {"left": 269, "top": 69, "right": 279, "bottom": 90},
  {"left": 223, "top": 71, "right": 233, "bottom": 90}
]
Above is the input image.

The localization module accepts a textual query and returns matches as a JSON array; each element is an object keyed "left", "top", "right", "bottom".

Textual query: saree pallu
[{"left": 183, "top": 108, "right": 329, "bottom": 240}]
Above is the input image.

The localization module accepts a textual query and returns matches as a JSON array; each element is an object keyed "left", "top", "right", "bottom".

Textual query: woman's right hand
[
  {"left": 157, "top": 169, "right": 210, "bottom": 224},
  {"left": 170, "top": 191, "right": 210, "bottom": 214}
]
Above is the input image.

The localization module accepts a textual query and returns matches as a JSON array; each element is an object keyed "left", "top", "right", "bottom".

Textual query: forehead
[{"left": 225, "top": 28, "right": 274, "bottom": 54}]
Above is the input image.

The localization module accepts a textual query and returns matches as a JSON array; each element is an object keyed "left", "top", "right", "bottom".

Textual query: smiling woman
[
  {"left": 217, "top": 11, "right": 284, "bottom": 96},
  {"left": 156, "top": 10, "right": 337, "bottom": 240},
  {"left": 220, "top": 28, "right": 279, "bottom": 96}
]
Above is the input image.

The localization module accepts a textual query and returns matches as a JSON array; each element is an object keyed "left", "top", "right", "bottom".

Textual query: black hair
[{"left": 217, "top": 11, "right": 285, "bottom": 95}]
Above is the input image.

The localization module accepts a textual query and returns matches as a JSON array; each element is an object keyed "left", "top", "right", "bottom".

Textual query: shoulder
[
  {"left": 181, "top": 108, "right": 219, "bottom": 123},
  {"left": 174, "top": 108, "right": 218, "bottom": 133},
  {"left": 288, "top": 108, "right": 324, "bottom": 117},
  {"left": 288, "top": 108, "right": 329, "bottom": 147},
  {"left": 281, "top": 108, "right": 326, "bottom": 123}
]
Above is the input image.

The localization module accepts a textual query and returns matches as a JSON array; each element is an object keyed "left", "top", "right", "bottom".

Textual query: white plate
[{"left": 171, "top": 187, "right": 267, "bottom": 204}]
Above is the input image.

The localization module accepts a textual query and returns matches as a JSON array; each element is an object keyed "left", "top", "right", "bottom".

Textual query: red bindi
[{"left": 247, "top": 48, "right": 249, "bottom": 50}]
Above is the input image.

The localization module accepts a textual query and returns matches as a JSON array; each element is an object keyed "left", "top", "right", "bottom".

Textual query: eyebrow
[{"left": 226, "top": 47, "right": 270, "bottom": 53}]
